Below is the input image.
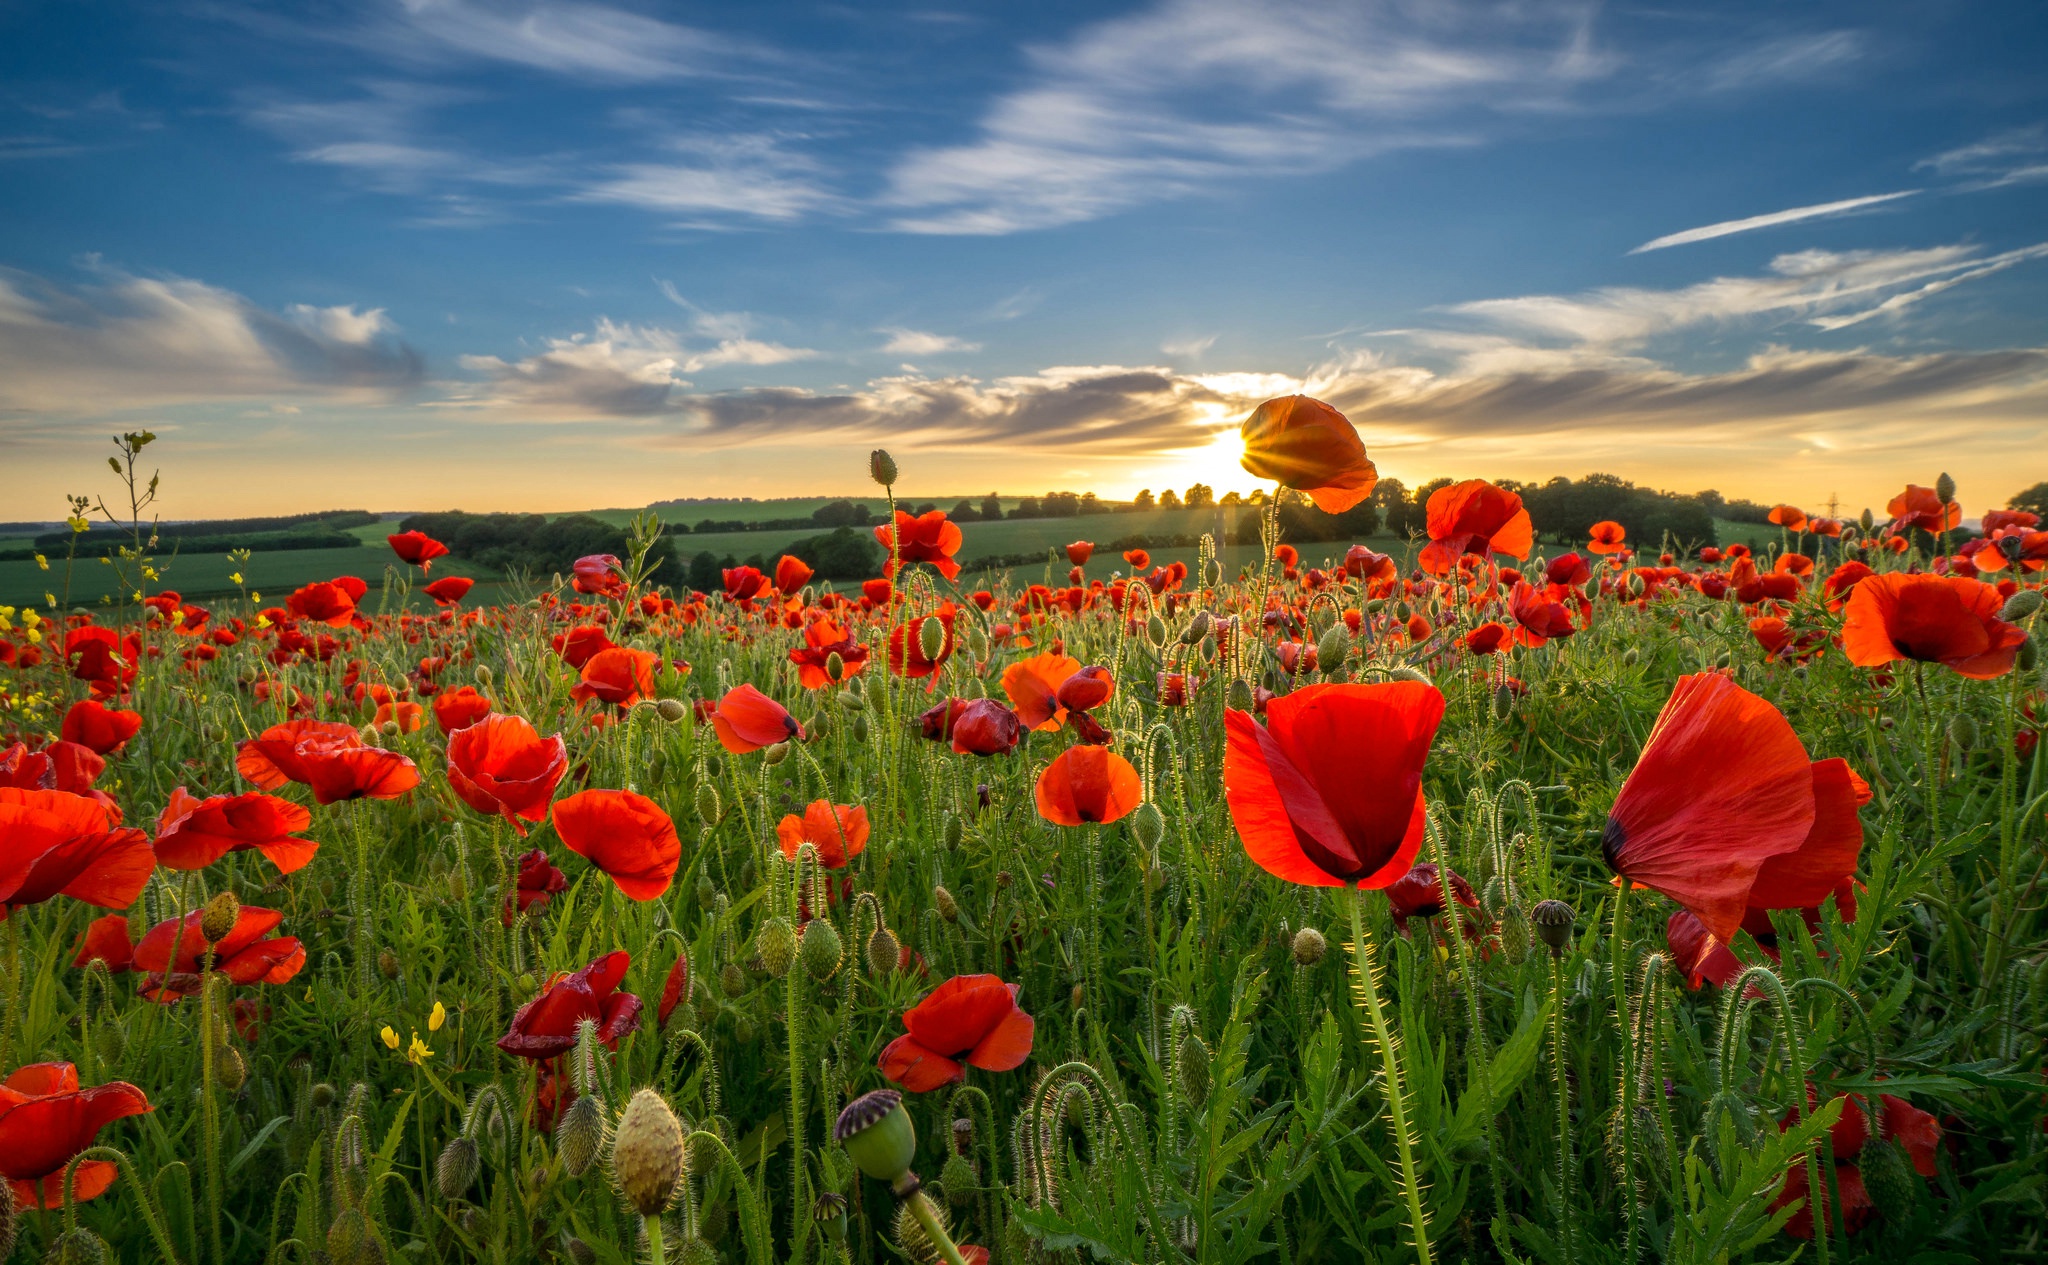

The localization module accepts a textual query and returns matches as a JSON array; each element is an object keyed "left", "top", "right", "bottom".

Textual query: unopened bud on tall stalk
[
  {"left": 557, "top": 1093, "right": 605, "bottom": 1177},
  {"left": 1935, "top": 471, "right": 1956, "bottom": 505},
  {"left": 655, "top": 697, "right": 687, "bottom": 723},
  {"left": 201, "top": 891, "right": 240, "bottom": 944},
  {"left": 1290, "top": 927, "right": 1326, "bottom": 965},
  {"left": 933, "top": 885, "right": 959, "bottom": 922},
  {"left": 866, "top": 924, "right": 901, "bottom": 976},
  {"left": 1531, "top": 899, "right": 1575, "bottom": 956},
  {"left": 918, "top": 617, "right": 945, "bottom": 662},
  {"left": 757, "top": 917, "right": 797, "bottom": 979},
  {"left": 612, "top": 1089, "right": 686, "bottom": 1217},
  {"left": 870, "top": 449, "right": 899, "bottom": 487},
  {"left": 694, "top": 781, "right": 722, "bottom": 827},
  {"left": 437, "top": 1136, "right": 480, "bottom": 1200},
  {"left": 801, "top": 917, "right": 843, "bottom": 980},
  {"left": 2001, "top": 589, "right": 2040, "bottom": 621}
]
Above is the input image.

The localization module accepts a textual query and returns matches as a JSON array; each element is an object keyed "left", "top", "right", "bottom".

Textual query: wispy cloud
[
  {"left": 879, "top": 328, "right": 981, "bottom": 355},
  {"left": 1453, "top": 241, "right": 2048, "bottom": 344},
  {"left": 366, "top": 0, "right": 771, "bottom": 84},
  {"left": 1161, "top": 334, "right": 1218, "bottom": 360},
  {"left": 1916, "top": 123, "right": 2048, "bottom": 191},
  {"left": 451, "top": 314, "right": 816, "bottom": 418},
  {"left": 0, "top": 262, "right": 422, "bottom": 415},
  {"left": 1629, "top": 191, "right": 1918, "bottom": 254},
  {"left": 575, "top": 134, "right": 834, "bottom": 224}
]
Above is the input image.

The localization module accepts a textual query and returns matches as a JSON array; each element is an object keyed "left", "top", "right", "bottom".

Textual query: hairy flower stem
[
  {"left": 905, "top": 1193, "right": 970, "bottom": 1265},
  {"left": 643, "top": 1212, "right": 666, "bottom": 1265},
  {"left": 1548, "top": 952, "right": 1574, "bottom": 1260},
  {"left": 1349, "top": 889, "right": 1433, "bottom": 1265},
  {"left": 200, "top": 957, "right": 225, "bottom": 1265},
  {"left": 1610, "top": 881, "right": 1638, "bottom": 1265},
  {"left": 0, "top": 914, "right": 20, "bottom": 1071},
  {"left": 787, "top": 950, "right": 808, "bottom": 1265}
]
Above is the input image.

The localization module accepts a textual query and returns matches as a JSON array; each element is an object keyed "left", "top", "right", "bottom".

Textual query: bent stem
[
  {"left": 1611, "top": 880, "right": 1638, "bottom": 1265},
  {"left": 1349, "top": 888, "right": 1433, "bottom": 1265},
  {"left": 903, "top": 1192, "right": 969, "bottom": 1265}
]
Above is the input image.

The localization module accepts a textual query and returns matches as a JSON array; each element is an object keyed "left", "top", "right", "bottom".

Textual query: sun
[{"left": 1150, "top": 420, "right": 1254, "bottom": 499}]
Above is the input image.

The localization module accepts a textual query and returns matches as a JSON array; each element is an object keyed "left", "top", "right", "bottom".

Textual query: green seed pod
[
  {"left": 943, "top": 813, "right": 964, "bottom": 850},
  {"left": 720, "top": 961, "right": 747, "bottom": 998},
  {"left": 557, "top": 1093, "right": 606, "bottom": 1177},
  {"left": 825, "top": 651, "right": 845, "bottom": 682},
  {"left": 1290, "top": 927, "right": 1327, "bottom": 966},
  {"left": 1315, "top": 623, "right": 1349, "bottom": 672},
  {"left": 1491, "top": 684, "right": 1514, "bottom": 722},
  {"left": 311, "top": 1082, "right": 337, "bottom": 1109},
  {"left": 436, "top": 1136, "right": 480, "bottom": 1200},
  {"left": 1176, "top": 1032, "right": 1211, "bottom": 1105},
  {"left": 655, "top": 697, "right": 688, "bottom": 723},
  {"left": 763, "top": 740, "right": 791, "bottom": 764},
  {"left": 1145, "top": 614, "right": 1169, "bottom": 647},
  {"left": 853, "top": 713, "right": 871, "bottom": 743},
  {"left": 940, "top": 1154, "right": 977, "bottom": 1206},
  {"left": 800, "top": 918, "right": 843, "bottom": 981},
  {"left": 1935, "top": 471, "right": 1956, "bottom": 504},
  {"left": 813, "top": 1192, "right": 849, "bottom": 1244},
  {"left": 1531, "top": 899, "right": 1575, "bottom": 955},
  {"left": 694, "top": 781, "right": 723, "bottom": 827},
  {"left": 807, "top": 708, "right": 831, "bottom": 738},
  {"left": 1948, "top": 713, "right": 1978, "bottom": 749},
  {"left": 1365, "top": 597, "right": 1386, "bottom": 614},
  {"left": 918, "top": 616, "right": 945, "bottom": 662},
  {"left": 515, "top": 971, "right": 537, "bottom": 996},
  {"left": 1226, "top": 679, "right": 1255, "bottom": 711},
  {"left": 1130, "top": 801, "right": 1166, "bottom": 851},
  {"left": 696, "top": 873, "right": 717, "bottom": 909},
  {"left": 866, "top": 925, "right": 901, "bottom": 977},
  {"left": 1182, "top": 610, "right": 1213, "bottom": 644},
  {"left": 1859, "top": 1135, "right": 1918, "bottom": 1219},
  {"left": 757, "top": 917, "right": 797, "bottom": 979},
  {"left": 834, "top": 1088, "right": 916, "bottom": 1186},
  {"left": 201, "top": 891, "right": 241, "bottom": 945},
  {"left": 93, "top": 1020, "right": 126, "bottom": 1068},
  {"left": 2000, "top": 589, "right": 2041, "bottom": 621},
  {"left": 870, "top": 449, "right": 899, "bottom": 487},
  {"left": 933, "top": 885, "right": 959, "bottom": 922},
  {"left": 45, "top": 1228, "right": 108, "bottom": 1265},
  {"left": 836, "top": 688, "right": 863, "bottom": 711},
  {"left": 217, "top": 1044, "right": 247, "bottom": 1091},
  {"left": 611, "top": 1088, "right": 686, "bottom": 1217}
]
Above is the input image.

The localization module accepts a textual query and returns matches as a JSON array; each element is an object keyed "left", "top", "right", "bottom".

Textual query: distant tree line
[
  {"left": 31, "top": 509, "right": 377, "bottom": 552},
  {"left": 398, "top": 511, "right": 680, "bottom": 587}
]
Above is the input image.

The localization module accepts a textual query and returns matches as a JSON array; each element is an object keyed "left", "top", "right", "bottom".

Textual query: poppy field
[{"left": 2, "top": 401, "right": 2045, "bottom": 1265}]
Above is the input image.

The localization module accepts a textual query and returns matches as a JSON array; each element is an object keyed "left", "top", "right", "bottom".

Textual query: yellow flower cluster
[{"left": 378, "top": 1001, "right": 446, "bottom": 1066}]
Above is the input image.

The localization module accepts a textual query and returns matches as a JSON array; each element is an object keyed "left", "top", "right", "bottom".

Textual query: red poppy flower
[
  {"left": 1464, "top": 622, "right": 1510, "bottom": 655},
  {"left": 554, "top": 624, "right": 616, "bottom": 669},
  {"left": 153, "top": 786, "right": 319, "bottom": 874},
  {"left": 775, "top": 800, "right": 870, "bottom": 868},
  {"left": 722, "top": 566, "right": 767, "bottom": 604},
  {"left": 572, "top": 554, "right": 627, "bottom": 597},
  {"left": 1885, "top": 485, "right": 1961, "bottom": 535},
  {"left": 1055, "top": 665, "right": 1114, "bottom": 713},
  {"left": 1506, "top": 581, "right": 1577, "bottom": 646},
  {"left": 1385, "top": 861, "right": 1480, "bottom": 923},
  {"left": 1224, "top": 682, "right": 1442, "bottom": 889},
  {"left": 1821, "top": 561, "right": 1873, "bottom": 612},
  {"left": 1122, "top": 549, "right": 1150, "bottom": 571},
  {"left": 1767, "top": 505, "right": 1807, "bottom": 532},
  {"left": 1066, "top": 541, "right": 1094, "bottom": 566},
  {"left": 1002, "top": 652, "right": 1082, "bottom": 731},
  {"left": 1771, "top": 1088, "right": 1941, "bottom": 1238},
  {"left": 876, "top": 510, "right": 964, "bottom": 580},
  {"left": 1420, "top": 481, "right": 1534, "bottom": 576},
  {"left": 287, "top": 580, "right": 358, "bottom": 627},
  {"left": 1035, "top": 746, "right": 1143, "bottom": 826},
  {"left": 788, "top": 619, "right": 870, "bottom": 689},
  {"left": 571, "top": 645, "right": 659, "bottom": 708},
  {"left": 134, "top": 905, "right": 306, "bottom": 1000},
  {"left": 71, "top": 914, "right": 135, "bottom": 973},
  {"left": 710, "top": 683, "right": 803, "bottom": 753},
  {"left": 387, "top": 530, "right": 449, "bottom": 571},
  {"left": 432, "top": 685, "right": 494, "bottom": 734},
  {"left": 887, "top": 604, "right": 959, "bottom": 680},
  {"left": 447, "top": 713, "right": 568, "bottom": 831},
  {"left": 423, "top": 575, "right": 474, "bottom": 606},
  {"left": 950, "top": 700, "right": 1023, "bottom": 756},
  {"left": 59, "top": 699, "right": 142, "bottom": 755},
  {"left": 0, "top": 1063, "right": 152, "bottom": 1208},
  {"left": 1344, "top": 545, "right": 1397, "bottom": 585},
  {"left": 374, "top": 700, "right": 424, "bottom": 734},
  {"left": 861, "top": 578, "right": 892, "bottom": 606},
  {"left": 504, "top": 848, "right": 566, "bottom": 923},
  {"left": 877, "top": 974, "right": 1034, "bottom": 1093},
  {"left": 1602, "top": 673, "right": 1813, "bottom": 941},
  {"left": 300, "top": 742, "right": 418, "bottom": 805},
  {"left": 1541, "top": 552, "right": 1589, "bottom": 587},
  {"left": 1841, "top": 573, "right": 2025, "bottom": 680},
  {"left": 552, "top": 789, "right": 681, "bottom": 900},
  {"left": 496, "top": 950, "right": 642, "bottom": 1061},
  {"left": 1587, "top": 521, "right": 1627, "bottom": 555},
  {"left": 1237, "top": 395, "right": 1377, "bottom": 513},
  {"left": 773, "top": 555, "right": 814, "bottom": 592},
  {"left": 659, "top": 954, "right": 690, "bottom": 1027},
  {"left": 0, "top": 788, "right": 153, "bottom": 917},
  {"left": 236, "top": 719, "right": 361, "bottom": 789}
]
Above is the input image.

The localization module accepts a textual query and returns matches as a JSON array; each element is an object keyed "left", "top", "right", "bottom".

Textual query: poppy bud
[
  {"left": 1488, "top": 684, "right": 1513, "bottom": 722},
  {"left": 807, "top": 708, "right": 831, "bottom": 738},
  {"left": 379, "top": 949, "right": 400, "bottom": 979},
  {"left": 757, "top": 917, "right": 797, "bottom": 978},
  {"left": 201, "top": 891, "right": 240, "bottom": 945},
  {"left": 694, "top": 781, "right": 723, "bottom": 826},
  {"left": 720, "top": 962, "right": 746, "bottom": 997},
  {"left": 1226, "top": 679, "right": 1254, "bottom": 711},
  {"left": 696, "top": 873, "right": 717, "bottom": 908},
  {"left": 1859, "top": 1134, "right": 1917, "bottom": 1219},
  {"left": 311, "top": 1082, "right": 337, "bottom": 1109},
  {"left": 933, "top": 885, "right": 959, "bottom": 922},
  {"left": 48, "top": 1228, "right": 109, "bottom": 1265},
  {"left": 1176, "top": 1032, "right": 1211, "bottom": 1105},
  {"left": 218, "top": 1044, "right": 247, "bottom": 1091},
  {"left": 655, "top": 697, "right": 688, "bottom": 723},
  {"left": 813, "top": 1192, "right": 849, "bottom": 1244},
  {"left": 825, "top": 651, "right": 846, "bottom": 682},
  {"left": 869, "top": 449, "right": 898, "bottom": 487},
  {"left": 1131, "top": 801, "right": 1166, "bottom": 851},
  {"left": 1145, "top": 614, "right": 1168, "bottom": 647},
  {"left": 764, "top": 740, "right": 791, "bottom": 764},
  {"left": 1531, "top": 899, "right": 1575, "bottom": 955},
  {"left": 1622, "top": 648, "right": 1639, "bottom": 666},
  {"left": 834, "top": 1088, "right": 917, "bottom": 1187},
  {"left": 940, "top": 1154, "right": 977, "bottom": 1207},
  {"left": 1947, "top": 714, "right": 1977, "bottom": 749},
  {"left": 2000, "top": 589, "right": 2041, "bottom": 621},
  {"left": 1182, "top": 610, "right": 1212, "bottom": 644},
  {"left": 562, "top": 1238, "right": 597, "bottom": 1265},
  {"left": 437, "top": 1135, "right": 480, "bottom": 1200},
  {"left": 951, "top": 1117, "right": 974, "bottom": 1155},
  {"left": 1935, "top": 471, "right": 1956, "bottom": 505},
  {"left": 1070, "top": 983, "right": 1084, "bottom": 1009},
  {"left": 1365, "top": 598, "right": 1386, "bottom": 614},
  {"left": 611, "top": 1088, "right": 686, "bottom": 1217},
  {"left": 558, "top": 1093, "right": 605, "bottom": 1177},
  {"left": 1315, "top": 624, "right": 1349, "bottom": 674},
  {"left": 866, "top": 925, "right": 901, "bottom": 977},
  {"left": 380, "top": 719, "right": 401, "bottom": 738},
  {"left": 326, "top": 1209, "right": 377, "bottom": 1265},
  {"left": 800, "top": 918, "right": 843, "bottom": 980},
  {"left": 1290, "top": 927, "right": 1326, "bottom": 965},
  {"left": 94, "top": 1020, "right": 126, "bottom": 1067},
  {"left": 1389, "top": 666, "right": 1431, "bottom": 685},
  {"left": 2020, "top": 634, "right": 2037, "bottom": 671},
  {"left": 918, "top": 616, "right": 945, "bottom": 662},
  {"left": 943, "top": 813, "right": 963, "bottom": 850}
]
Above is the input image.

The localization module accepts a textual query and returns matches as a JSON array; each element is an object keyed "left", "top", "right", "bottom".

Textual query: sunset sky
[{"left": 3, "top": 0, "right": 2046, "bottom": 519}]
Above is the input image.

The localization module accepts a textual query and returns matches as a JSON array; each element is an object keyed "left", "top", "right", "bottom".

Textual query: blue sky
[{"left": 3, "top": 0, "right": 2045, "bottom": 516}]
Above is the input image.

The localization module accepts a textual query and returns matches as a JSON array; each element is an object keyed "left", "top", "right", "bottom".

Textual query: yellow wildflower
[
  {"left": 428, "top": 1000, "right": 446, "bottom": 1032},
  {"left": 34, "top": 554, "right": 48, "bottom": 571},
  {"left": 406, "top": 1032, "right": 434, "bottom": 1065},
  {"left": 380, "top": 1025, "right": 400, "bottom": 1050}
]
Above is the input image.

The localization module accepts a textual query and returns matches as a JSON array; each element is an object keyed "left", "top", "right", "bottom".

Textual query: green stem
[
  {"left": 1349, "top": 889, "right": 1433, "bottom": 1265},
  {"left": 1549, "top": 951, "right": 1573, "bottom": 1260},
  {"left": 0, "top": 914, "right": 21, "bottom": 1071},
  {"left": 200, "top": 954, "right": 225, "bottom": 1265},
  {"left": 644, "top": 1211, "right": 667, "bottom": 1265},
  {"left": 1610, "top": 881, "right": 1637, "bottom": 1265},
  {"left": 904, "top": 1192, "right": 969, "bottom": 1265},
  {"left": 787, "top": 945, "right": 808, "bottom": 1265}
]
